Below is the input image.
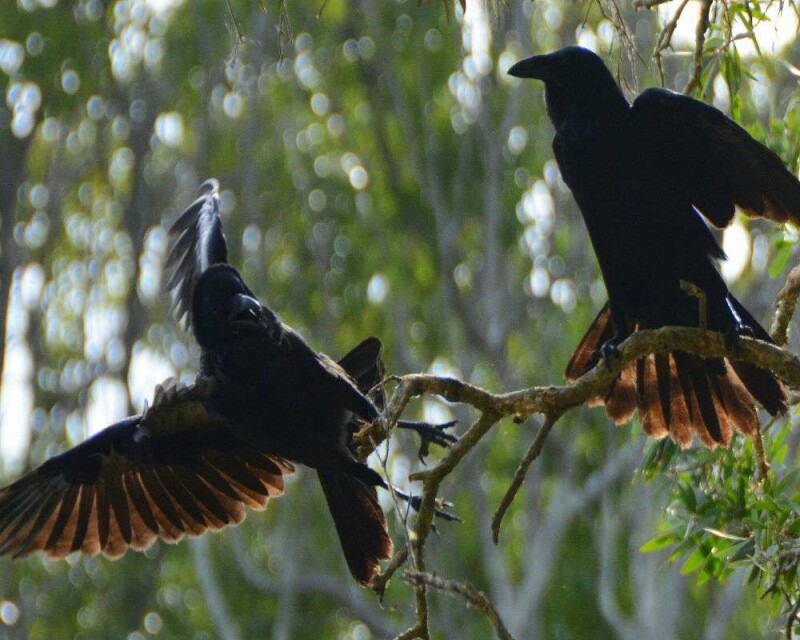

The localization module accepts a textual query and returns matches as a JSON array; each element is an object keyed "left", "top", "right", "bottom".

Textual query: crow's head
[
  {"left": 508, "top": 47, "right": 627, "bottom": 127},
  {"left": 508, "top": 46, "right": 608, "bottom": 82},
  {"left": 191, "top": 264, "right": 279, "bottom": 349}
]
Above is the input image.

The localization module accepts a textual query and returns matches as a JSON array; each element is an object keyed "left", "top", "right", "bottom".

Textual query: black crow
[
  {"left": 509, "top": 47, "right": 797, "bottom": 447},
  {"left": 0, "top": 179, "right": 453, "bottom": 584}
]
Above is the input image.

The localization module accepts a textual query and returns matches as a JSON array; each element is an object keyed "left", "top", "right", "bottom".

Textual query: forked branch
[{"left": 366, "top": 317, "right": 800, "bottom": 639}]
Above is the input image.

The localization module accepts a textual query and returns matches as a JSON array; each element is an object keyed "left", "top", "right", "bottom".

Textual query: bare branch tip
[{"left": 491, "top": 414, "right": 560, "bottom": 544}]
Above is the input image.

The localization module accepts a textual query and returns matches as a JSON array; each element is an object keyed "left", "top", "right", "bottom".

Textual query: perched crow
[
  {"left": 509, "top": 47, "right": 798, "bottom": 448},
  {"left": 0, "top": 180, "right": 452, "bottom": 584}
]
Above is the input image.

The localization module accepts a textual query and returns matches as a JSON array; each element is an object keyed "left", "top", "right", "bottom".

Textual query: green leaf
[
  {"left": 722, "top": 539, "right": 756, "bottom": 563},
  {"left": 679, "top": 482, "right": 698, "bottom": 513},
  {"left": 741, "top": 517, "right": 766, "bottom": 530},
  {"left": 703, "top": 527, "right": 749, "bottom": 541},
  {"left": 769, "top": 240, "right": 794, "bottom": 278},
  {"left": 787, "top": 518, "right": 800, "bottom": 537},
  {"left": 681, "top": 546, "right": 708, "bottom": 575},
  {"left": 640, "top": 532, "right": 678, "bottom": 553},
  {"left": 774, "top": 469, "right": 800, "bottom": 493}
]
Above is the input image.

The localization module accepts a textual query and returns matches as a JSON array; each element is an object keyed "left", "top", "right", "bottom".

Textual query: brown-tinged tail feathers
[
  {"left": 726, "top": 296, "right": 788, "bottom": 416},
  {"left": 317, "top": 471, "right": 393, "bottom": 585},
  {"left": 566, "top": 303, "right": 785, "bottom": 448}
]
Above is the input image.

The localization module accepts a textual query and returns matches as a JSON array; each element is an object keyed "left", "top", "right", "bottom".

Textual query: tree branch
[
  {"left": 684, "top": 0, "right": 712, "bottom": 95},
  {"left": 404, "top": 571, "right": 517, "bottom": 640},
  {"left": 371, "top": 546, "right": 408, "bottom": 602},
  {"left": 358, "top": 322, "right": 800, "bottom": 635},
  {"left": 491, "top": 413, "right": 560, "bottom": 543},
  {"left": 372, "top": 328, "right": 800, "bottom": 437},
  {"left": 771, "top": 264, "right": 800, "bottom": 346}
]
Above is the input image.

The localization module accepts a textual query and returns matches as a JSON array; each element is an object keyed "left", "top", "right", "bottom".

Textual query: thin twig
[
  {"left": 404, "top": 572, "right": 517, "bottom": 640},
  {"left": 771, "top": 265, "right": 800, "bottom": 346},
  {"left": 316, "top": 0, "right": 330, "bottom": 20},
  {"left": 785, "top": 590, "right": 800, "bottom": 640},
  {"left": 277, "top": 0, "right": 293, "bottom": 59},
  {"left": 752, "top": 428, "right": 769, "bottom": 480},
  {"left": 369, "top": 433, "right": 419, "bottom": 575},
  {"left": 684, "top": 0, "right": 712, "bottom": 95},
  {"left": 404, "top": 412, "right": 503, "bottom": 639},
  {"left": 598, "top": 0, "right": 640, "bottom": 95},
  {"left": 652, "top": 0, "right": 692, "bottom": 85},
  {"left": 491, "top": 414, "right": 559, "bottom": 543},
  {"left": 224, "top": 0, "right": 246, "bottom": 43},
  {"left": 633, "top": 0, "right": 674, "bottom": 7},
  {"left": 372, "top": 546, "right": 409, "bottom": 601}
]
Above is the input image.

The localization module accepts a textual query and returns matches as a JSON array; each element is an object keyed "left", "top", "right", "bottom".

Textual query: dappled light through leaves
[{"left": 0, "top": 0, "right": 799, "bottom": 638}]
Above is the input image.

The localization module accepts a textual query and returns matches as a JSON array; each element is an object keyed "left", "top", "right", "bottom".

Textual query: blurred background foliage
[{"left": 0, "top": 0, "right": 800, "bottom": 638}]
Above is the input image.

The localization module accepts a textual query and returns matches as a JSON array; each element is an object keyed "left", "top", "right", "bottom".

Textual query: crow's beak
[
  {"left": 227, "top": 293, "right": 262, "bottom": 322},
  {"left": 507, "top": 55, "right": 551, "bottom": 80}
]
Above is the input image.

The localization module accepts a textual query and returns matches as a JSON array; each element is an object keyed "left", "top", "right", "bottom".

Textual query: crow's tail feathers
[
  {"left": 565, "top": 303, "right": 787, "bottom": 448},
  {"left": 726, "top": 296, "right": 788, "bottom": 417},
  {"left": 317, "top": 470, "right": 393, "bottom": 586}
]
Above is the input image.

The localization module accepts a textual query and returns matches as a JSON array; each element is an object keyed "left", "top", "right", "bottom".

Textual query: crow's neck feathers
[{"left": 545, "top": 69, "right": 629, "bottom": 131}]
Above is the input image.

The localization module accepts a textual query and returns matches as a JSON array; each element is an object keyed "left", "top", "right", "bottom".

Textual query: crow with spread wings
[
  {"left": 0, "top": 179, "right": 454, "bottom": 585},
  {"left": 509, "top": 47, "right": 799, "bottom": 447}
]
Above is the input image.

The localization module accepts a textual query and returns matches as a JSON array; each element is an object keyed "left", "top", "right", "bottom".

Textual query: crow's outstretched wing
[
  {"left": 0, "top": 378, "right": 292, "bottom": 560},
  {"left": 627, "top": 89, "right": 800, "bottom": 228},
  {"left": 166, "top": 179, "right": 229, "bottom": 326}
]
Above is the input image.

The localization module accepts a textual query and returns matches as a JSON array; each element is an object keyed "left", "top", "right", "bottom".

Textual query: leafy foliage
[{"left": 0, "top": 0, "right": 799, "bottom": 638}]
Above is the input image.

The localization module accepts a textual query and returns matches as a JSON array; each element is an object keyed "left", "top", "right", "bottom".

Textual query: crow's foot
[
  {"left": 394, "top": 489, "right": 461, "bottom": 524},
  {"left": 724, "top": 322, "right": 754, "bottom": 352},
  {"left": 397, "top": 419, "right": 458, "bottom": 463},
  {"left": 599, "top": 336, "right": 624, "bottom": 370}
]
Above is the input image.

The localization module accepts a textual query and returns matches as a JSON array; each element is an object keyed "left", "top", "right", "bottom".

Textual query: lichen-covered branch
[
  {"left": 771, "top": 265, "right": 800, "bottom": 346},
  {"left": 377, "top": 328, "right": 800, "bottom": 436},
  {"left": 366, "top": 323, "right": 800, "bottom": 638}
]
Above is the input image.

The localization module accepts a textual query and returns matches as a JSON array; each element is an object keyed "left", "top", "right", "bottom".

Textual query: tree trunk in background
[
  {"left": 0, "top": 134, "right": 32, "bottom": 413},
  {"left": 121, "top": 99, "right": 156, "bottom": 414}
]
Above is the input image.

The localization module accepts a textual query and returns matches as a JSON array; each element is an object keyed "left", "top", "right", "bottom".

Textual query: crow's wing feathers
[
  {"left": 313, "top": 340, "right": 382, "bottom": 423},
  {"left": 335, "top": 337, "right": 385, "bottom": 408},
  {"left": 166, "top": 179, "right": 228, "bottom": 325},
  {"left": 628, "top": 89, "right": 800, "bottom": 228},
  {"left": 0, "top": 377, "right": 293, "bottom": 560},
  {"left": 273, "top": 328, "right": 381, "bottom": 423}
]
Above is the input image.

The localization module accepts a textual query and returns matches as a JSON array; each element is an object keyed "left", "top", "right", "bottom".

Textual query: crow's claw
[
  {"left": 397, "top": 419, "right": 458, "bottom": 463},
  {"left": 724, "top": 322, "right": 754, "bottom": 352},
  {"left": 397, "top": 490, "right": 461, "bottom": 522},
  {"left": 598, "top": 337, "right": 624, "bottom": 370}
]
